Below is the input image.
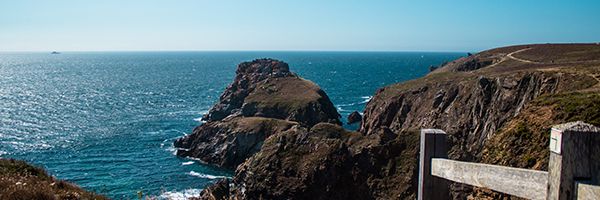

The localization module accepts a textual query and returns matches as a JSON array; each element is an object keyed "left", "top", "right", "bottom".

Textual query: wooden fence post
[
  {"left": 547, "top": 121, "right": 600, "bottom": 200},
  {"left": 418, "top": 129, "right": 449, "bottom": 200}
]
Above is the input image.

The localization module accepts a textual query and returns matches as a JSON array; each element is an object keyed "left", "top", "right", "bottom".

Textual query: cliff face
[
  {"left": 175, "top": 59, "right": 341, "bottom": 167},
  {"left": 230, "top": 123, "right": 420, "bottom": 200},
  {"left": 361, "top": 71, "right": 570, "bottom": 158},
  {"left": 361, "top": 44, "right": 599, "bottom": 160},
  {"left": 359, "top": 43, "right": 600, "bottom": 198}
]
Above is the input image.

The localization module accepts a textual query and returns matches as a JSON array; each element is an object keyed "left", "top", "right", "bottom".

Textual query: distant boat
[{"left": 51, "top": 51, "right": 60, "bottom": 54}]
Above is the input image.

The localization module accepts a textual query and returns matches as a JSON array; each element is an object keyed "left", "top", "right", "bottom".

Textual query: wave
[
  {"left": 337, "top": 103, "right": 356, "bottom": 107},
  {"left": 187, "top": 171, "right": 229, "bottom": 179},
  {"left": 182, "top": 161, "right": 195, "bottom": 165},
  {"left": 159, "top": 188, "right": 202, "bottom": 200},
  {"left": 359, "top": 96, "right": 372, "bottom": 104},
  {"left": 193, "top": 117, "right": 206, "bottom": 123},
  {"left": 193, "top": 110, "right": 209, "bottom": 123}
]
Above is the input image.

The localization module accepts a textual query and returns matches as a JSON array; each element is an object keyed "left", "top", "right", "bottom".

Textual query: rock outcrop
[
  {"left": 230, "top": 123, "right": 419, "bottom": 200},
  {"left": 202, "top": 58, "right": 341, "bottom": 127},
  {"left": 175, "top": 58, "right": 341, "bottom": 167},
  {"left": 175, "top": 117, "right": 298, "bottom": 167},
  {"left": 196, "top": 178, "right": 230, "bottom": 200},
  {"left": 347, "top": 111, "right": 362, "bottom": 124}
]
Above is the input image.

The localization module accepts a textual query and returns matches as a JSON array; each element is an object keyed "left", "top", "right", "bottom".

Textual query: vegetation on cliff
[{"left": 0, "top": 158, "right": 109, "bottom": 200}]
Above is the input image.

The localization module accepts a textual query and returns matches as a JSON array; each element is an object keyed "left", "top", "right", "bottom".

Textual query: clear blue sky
[{"left": 1, "top": 0, "right": 599, "bottom": 52}]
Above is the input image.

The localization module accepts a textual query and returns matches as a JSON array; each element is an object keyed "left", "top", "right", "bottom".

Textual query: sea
[{"left": 0, "top": 51, "right": 463, "bottom": 199}]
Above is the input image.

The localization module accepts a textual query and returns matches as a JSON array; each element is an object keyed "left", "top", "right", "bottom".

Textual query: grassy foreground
[{"left": 0, "top": 158, "right": 109, "bottom": 200}]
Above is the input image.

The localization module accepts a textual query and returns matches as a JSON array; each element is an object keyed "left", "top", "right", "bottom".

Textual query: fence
[{"left": 418, "top": 121, "right": 600, "bottom": 200}]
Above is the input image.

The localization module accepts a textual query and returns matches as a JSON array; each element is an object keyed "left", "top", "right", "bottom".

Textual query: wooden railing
[{"left": 418, "top": 122, "right": 600, "bottom": 200}]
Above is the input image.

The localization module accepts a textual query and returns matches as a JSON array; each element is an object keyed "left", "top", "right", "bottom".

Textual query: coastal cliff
[{"left": 186, "top": 44, "right": 600, "bottom": 199}]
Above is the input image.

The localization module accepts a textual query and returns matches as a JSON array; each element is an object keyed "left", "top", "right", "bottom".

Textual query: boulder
[
  {"left": 196, "top": 178, "right": 230, "bottom": 200},
  {"left": 347, "top": 111, "right": 362, "bottom": 124},
  {"left": 175, "top": 117, "right": 298, "bottom": 167}
]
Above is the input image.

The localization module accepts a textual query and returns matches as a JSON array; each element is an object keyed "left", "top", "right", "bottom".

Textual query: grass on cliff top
[
  {"left": 0, "top": 158, "right": 110, "bottom": 200},
  {"left": 227, "top": 116, "right": 298, "bottom": 135},
  {"left": 512, "top": 43, "right": 600, "bottom": 63},
  {"left": 531, "top": 92, "right": 600, "bottom": 126},
  {"left": 376, "top": 71, "right": 477, "bottom": 99},
  {"left": 245, "top": 77, "right": 324, "bottom": 111},
  {"left": 377, "top": 43, "right": 600, "bottom": 100}
]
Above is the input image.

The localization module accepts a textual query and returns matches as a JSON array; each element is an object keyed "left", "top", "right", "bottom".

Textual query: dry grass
[
  {"left": 246, "top": 77, "right": 324, "bottom": 111},
  {"left": 512, "top": 43, "right": 600, "bottom": 63},
  {"left": 0, "top": 158, "right": 110, "bottom": 200}
]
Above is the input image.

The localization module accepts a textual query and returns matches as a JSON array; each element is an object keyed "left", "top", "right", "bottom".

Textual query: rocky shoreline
[{"left": 177, "top": 43, "right": 600, "bottom": 200}]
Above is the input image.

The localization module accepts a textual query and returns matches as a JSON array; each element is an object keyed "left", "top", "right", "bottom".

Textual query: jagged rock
[
  {"left": 196, "top": 178, "right": 230, "bottom": 200},
  {"left": 429, "top": 65, "right": 439, "bottom": 73},
  {"left": 202, "top": 58, "right": 341, "bottom": 127},
  {"left": 347, "top": 111, "right": 362, "bottom": 124},
  {"left": 453, "top": 58, "right": 493, "bottom": 72},
  {"left": 174, "top": 117, "right": 298, "bottom": 167},
  {"left": 226, "top": 123, "right": 419, "bottom": 200},
  {"left": 175, "top": 59, "right": 341, "bottom": 167}
]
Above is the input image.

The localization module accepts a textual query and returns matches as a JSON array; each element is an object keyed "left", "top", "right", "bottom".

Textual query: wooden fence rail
[
  {"left": 431, "top": 158, "right": 548, "bottom": 200},
  {"left": 418, "top": 121, "right": 600, "bottom": 200}
]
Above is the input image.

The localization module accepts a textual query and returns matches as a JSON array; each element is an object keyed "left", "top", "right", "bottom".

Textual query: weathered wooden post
[
  {"left": 418, "top": 129, "right": 449, "bottom": 200},
  {"left": 547, "top": 121, "right": 600, "bottom": 200}
]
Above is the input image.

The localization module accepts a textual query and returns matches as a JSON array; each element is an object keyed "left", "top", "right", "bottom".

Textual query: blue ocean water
[{"left": 0, "top": 51, "right": 463, "bottom": 199}]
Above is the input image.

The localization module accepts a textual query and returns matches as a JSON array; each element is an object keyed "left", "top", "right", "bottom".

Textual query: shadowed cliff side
[{"left": 230, "top": 123, "right": 420, "bottom": 200}]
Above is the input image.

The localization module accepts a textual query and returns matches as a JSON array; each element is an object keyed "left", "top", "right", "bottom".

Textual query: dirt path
[
  {"left": 506, "top": 48, "right": 534, "bottom": 63},
  {"left": 485, "top": 48, "right": 533, "bottom": 69}
]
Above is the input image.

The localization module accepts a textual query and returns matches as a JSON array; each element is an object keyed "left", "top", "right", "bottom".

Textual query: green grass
[{"left": 531, "top": 92, "right": 600, "bottom": 126}]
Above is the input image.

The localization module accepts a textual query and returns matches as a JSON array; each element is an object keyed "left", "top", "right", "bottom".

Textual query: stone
[{"left": 347, "top": 111, "right": 362, "bottom": 124}]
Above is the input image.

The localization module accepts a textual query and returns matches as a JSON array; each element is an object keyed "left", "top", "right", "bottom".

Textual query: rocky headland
[
  {"left": 179, "top": 44, "right": 600, "bottom": 199},
  {"left": 175, "top": 58, "right": 342, "bottom": 167}
]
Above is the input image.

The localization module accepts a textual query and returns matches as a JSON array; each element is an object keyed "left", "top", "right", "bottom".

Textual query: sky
[{"left": 1, "top": 0, "right": 599, "bottom": 52}]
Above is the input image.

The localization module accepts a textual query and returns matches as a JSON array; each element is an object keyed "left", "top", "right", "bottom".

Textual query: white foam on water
[
  {"left": 187, "top": 171, "right": 228, "bottom": 179},
  {"left": 337, "top": 103, "right": 356, "bottom": 107},
  {"left": 182, "top": 161, "right": 194, "bottom": 165},
  {"left": 193, "top": 110, "right": 209, "bottom": 123},
  {"left": 193, "top": 117, "right": 206, "bottom": 123},
  {"left": 159, "top": 188, "right": 202, "bottom": 200},
  {"left": 360, "top": 96, "right": 372, "bottom": 104}
]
